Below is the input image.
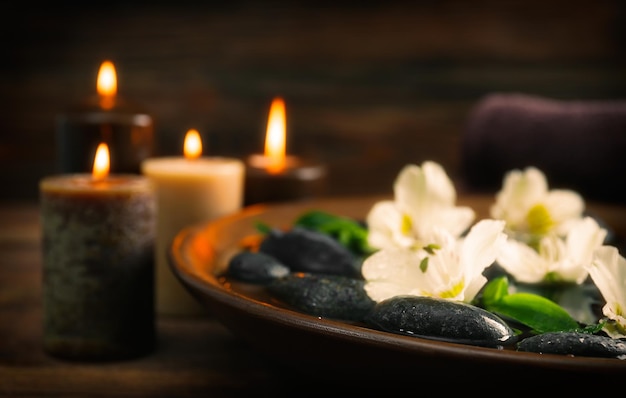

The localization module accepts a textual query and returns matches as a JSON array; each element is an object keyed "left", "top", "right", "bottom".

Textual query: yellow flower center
[
  {"left": 401, "top": 213, "right": 412, "bottom": 236},
  {"left": 439, "top": 280, "right": 465, "bottom": 299},
  {"left": 615, "top": 303, "right": 624, "bottom": 317},
  {"left": 526, "top": 204, "right": 554, "bottom": 236}
]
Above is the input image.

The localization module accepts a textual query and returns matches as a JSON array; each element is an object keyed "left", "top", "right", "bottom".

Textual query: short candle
[
  {"left": 244, "top": 97, "right": 327, "bottom": 206},
  {"left": 40, "top": 143, "right": 156, "bottom": 361},
  {"left": 141, "top": 129, "right": 245, "bottom": 316}
]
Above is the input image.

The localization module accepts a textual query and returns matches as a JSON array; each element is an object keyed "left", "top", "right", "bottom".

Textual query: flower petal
[
  {"left": 426, "top": 207, "right": 476, "bottom": 239},
  {"left": 588, "top": 246, "right": 626, "bottom": 316},
  {"left": 362, "top": 248, "right": 425, "bottom": 301},
  {"left": 461, "top": 219, "right": 507, "bottom": 278},
  {"left": 490, "top": 166, "right": 548, "bottom": 223},
  {"left": 366, "top": 201, "right": 404, "bottom": 249},
  {"left": 497, "top": 239, "right": 549, "bottom": 284},
  {"left": 394, "top": 161, "right": 456, "bottom": 213},
  {"left": 563, "top": 217, "right": 607, "bottom": 283},
  {"left": 543, "top": 190, "right": 585, "bottom": 235}
]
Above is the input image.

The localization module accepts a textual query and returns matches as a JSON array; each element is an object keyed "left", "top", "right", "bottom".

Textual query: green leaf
[
  {"left": 481, "top": 276, "right": 509, "bottom": 307},
  {"left": 491, "top": 293, "right": 580, "bottom": 333},
  {"left": 294, "top": 210, "right": 374, "bottom": 256},
  {"left": 481, "top": 276, "right": 580, "bottom": 334},
  {"left": 294, "top": 210, "right": 339, "bottom": 228},
  {"left": 255, "top": 221, "right": 272, "bottom": 234}
]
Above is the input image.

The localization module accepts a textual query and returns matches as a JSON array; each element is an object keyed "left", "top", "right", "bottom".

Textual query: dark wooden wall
[{"left": 2, "top": 0, "right": 625, "bottom": 203}]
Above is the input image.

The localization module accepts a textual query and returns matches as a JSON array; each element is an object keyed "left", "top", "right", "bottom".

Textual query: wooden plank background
[{"left": 2, "top": 0, "right": 625, "bottom": 203}]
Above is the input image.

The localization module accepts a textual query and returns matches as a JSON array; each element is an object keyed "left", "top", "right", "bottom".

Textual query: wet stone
[
  {"left": 267, "top": 273, "right": 376, "bottom": 321},
  {"left": 226, "top": 251, "right": 290, "bottom": 284},
  {"left": 517, "top": 331, "right": 626, "bottom": 359},
  {"left": 259, "top": 227, "right": 361, "bottom": 278},
  {"left": 364, "top": 295, "right": 518, "bottom": 348}
]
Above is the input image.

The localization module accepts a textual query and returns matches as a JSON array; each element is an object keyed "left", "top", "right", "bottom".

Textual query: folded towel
[{"left": 460, "top": 93, "right": 626, "bottom": 203}]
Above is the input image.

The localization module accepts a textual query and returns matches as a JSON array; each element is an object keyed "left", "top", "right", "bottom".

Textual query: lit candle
[
  {"left": 57, "top": 60, "right": 154, "bottom": 174},
  {"left": 40, "top": 142, "right": 156, "bottom": 361},
  {"left": 245, "top": 97, "right": 327, "bottom": 206},
  {"left": 141, "top": 129, "right": 245, "bottom": 316}
]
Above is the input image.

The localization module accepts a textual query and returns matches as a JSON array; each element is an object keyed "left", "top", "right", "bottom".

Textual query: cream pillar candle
[{"left": 141, "top": 129, "right": 245, "bottom": 316}]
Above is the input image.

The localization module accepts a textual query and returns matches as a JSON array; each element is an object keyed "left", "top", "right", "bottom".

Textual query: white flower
[
  {"left": 366, "top": 161, "right": 475, "bottom": 251},
  {"left": 586, "top": 245, "right": 626, "bottom": 339},
  {"left": 490, "top": 166, "right": 584, "bottom": 240},
  {"left": 362, "top": 219, "right": 507, "bottom": 303},
  {"left": 496, "top": 216, "right": 607, "bottom": 284}
]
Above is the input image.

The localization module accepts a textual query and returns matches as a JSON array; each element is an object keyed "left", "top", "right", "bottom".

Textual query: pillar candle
[
  {"left": 57, "top": 60, "right": 154, "bottom": 174},
  {"left": 40, "top": 143, "right": 156, "bottom": 361},
  {"left": 141, "top": 129, "right": 245, "bottom": 316},
  {"left": 244, "top": 97, "right": 327, "bottom": 206}
]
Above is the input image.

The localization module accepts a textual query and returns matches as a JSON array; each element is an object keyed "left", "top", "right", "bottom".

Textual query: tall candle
[
  {"left": 245, "top": 97, "right": 327, "bottom": 206},
  {"left": 141, "top": 129, "right": 245, "bottom": 316},
  {"left": 57, "top": 60, "right": 154, "bottom": 174},
  {"left": 40, "top": 143, "right": 156, "bottom": 361}
]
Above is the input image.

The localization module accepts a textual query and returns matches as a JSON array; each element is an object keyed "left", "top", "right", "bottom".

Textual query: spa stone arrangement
[{"left": 225, "top": 161, "right": 626, "bottom": 360}]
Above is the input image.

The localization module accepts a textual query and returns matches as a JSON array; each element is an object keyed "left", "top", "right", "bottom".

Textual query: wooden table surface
[{"left": 2, "top": 199, "right": 626, "bottom": 396}]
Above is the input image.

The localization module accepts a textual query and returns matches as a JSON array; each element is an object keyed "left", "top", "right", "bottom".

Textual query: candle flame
[
  {"left": 184, "top": 129, "right": 203, "bottom": 160},
  {"left": 264, "top": 97, "right": 286, "bottom": 174},
  {"left": 97, "top": 60, "right": 117, "bottom": 110},
  {"left": 92, "top": 142, "right": 110, "bottom": 180}
]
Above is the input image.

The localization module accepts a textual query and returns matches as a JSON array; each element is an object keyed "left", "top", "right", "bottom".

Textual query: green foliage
[
  {"left": 422, "top": 243, "right": 440, "bottom": 255},
  {"left": 254, "top": 221, "right": 272, "bottom": 234},
  {"left": 419, "top": 257, "right": 429, "bottom": 272},
  {"left": 581, "top": 321, "right": 606, "bottom": 334},
  {"left": 481, "top": 276, "right": 581, "bottom": 334},
  {"left": 293, "top": 210, "right": 374, "bottom": 256}
]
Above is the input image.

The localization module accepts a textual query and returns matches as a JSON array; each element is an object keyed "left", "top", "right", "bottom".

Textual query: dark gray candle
[{"left": 40, "top": 173, "right": 155, "bottom": 361}]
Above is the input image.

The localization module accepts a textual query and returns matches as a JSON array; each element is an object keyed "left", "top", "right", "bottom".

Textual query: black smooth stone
[
  {"left": 517, "top": 331, "right": 626, "bottom": 359},
  {"left": 259, "top": 227, "right": 361, "bottom": 278},
  {"left": 267, "top": 273, "right": 376, "bottom": 321},
  {"left": 364, "top": 295, "right": 518, "bottom": 348},
  {"left": 226, "top": 251, "right": 290, "bottom": 284}
]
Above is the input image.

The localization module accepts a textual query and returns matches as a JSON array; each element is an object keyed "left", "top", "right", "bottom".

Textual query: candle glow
[
  {"left": 184, "top": 129, "right": 203, "bottom": 160},
  {"left": 97, "top": 60, "right": 117, "bottom": 110},
  {"left": 92, "top": 142, "right": 110, "bottom": 181},
  {"left": 264, "top": 97, "right": 287, "bottom": 174}
]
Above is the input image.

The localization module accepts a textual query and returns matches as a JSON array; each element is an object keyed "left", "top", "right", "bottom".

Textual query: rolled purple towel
[{"left": 460, "top": 93, "right": 626, "bottom": 203}]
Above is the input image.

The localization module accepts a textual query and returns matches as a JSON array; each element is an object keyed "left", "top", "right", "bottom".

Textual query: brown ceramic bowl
[{"left": 169, "top": 195, "right": 626, "bottom": 386}]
